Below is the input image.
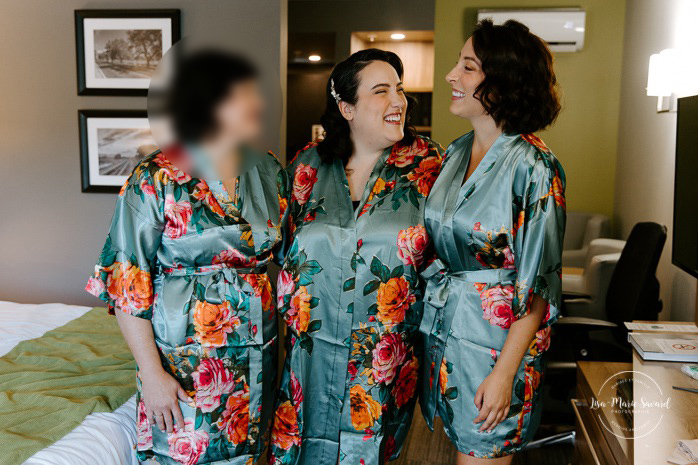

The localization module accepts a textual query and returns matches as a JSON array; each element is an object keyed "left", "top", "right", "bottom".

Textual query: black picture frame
[
  {"left": 79, "top": 109, "right": 154, "bottom": 193},
  {"left": 75, "top": 9, "right": 181, "bottom": 96}
]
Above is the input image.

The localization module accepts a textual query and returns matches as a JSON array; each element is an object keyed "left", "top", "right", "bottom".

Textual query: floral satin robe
[
  {"left": 86, "top": 148, "right": 289, "bottom": 465},
  {"left": 419, "top": 132, "right": 566, "bottom": 458},
  {"left": 269, "top": 136, "right": 444, "bottom": 465}
]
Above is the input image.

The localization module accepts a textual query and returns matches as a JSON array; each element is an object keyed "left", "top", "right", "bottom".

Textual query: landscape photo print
[{"left": 75, "top": 9, "right": 180, "bottom": 95}]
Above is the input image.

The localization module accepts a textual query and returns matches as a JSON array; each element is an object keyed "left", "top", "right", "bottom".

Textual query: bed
[{"left": 0, "top": 301, "right": 139, "bottom": 465}]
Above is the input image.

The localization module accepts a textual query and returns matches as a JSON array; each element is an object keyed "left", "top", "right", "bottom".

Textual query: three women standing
[
  {"left": 269, "top": 49, "right": 443, "bottom": 465},
  {"left": 89, "top": 19, "right": 564, "bottom": 465}
]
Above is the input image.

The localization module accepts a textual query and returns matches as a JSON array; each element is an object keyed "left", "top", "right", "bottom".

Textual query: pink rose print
[
  {"left": 535, "top": 327, "right": 551, "bottom": 352},
  {"left": 479, "top": 284, "right": 515, "bottom": 329},
  {"left": 136, "top": 399, "right": 153, "bottom": 451},
  {"left": 371, "top": 332, "right": 408, "bottom": 384},
  {"left": 290, "top": 371, "right": 303, "bottom": 413},
  {"left": 386, "top": 136, "right": 429, "bottom": 167},
  {"left": 85, "top": 276, "right": 104, "bottom": 296},
  {"left": 213, "top": 247, "right": 256, "bottom": 268},
  {"left": 473, "top": 222, "right": 482, "bottom": 231},
  {"left": 276, "top": 269, "right": 295, "bottom": 309},
  {"left": 396, "top": 225, "right": 429, "bottom": 268},
  {"left": 164, "top": 194, "right": 193, "bottom": 239},
  {"left": 291, "top": 163, "right": 318, "bottom": 205},
  {"left": 192, "top": 358, "right": 236, "bottom": 413},
  {"left": 140, "top": 176, "right": 157, "bottom": 196},
  {"left": 167, "top": 419, "right": 209, "bottom": 465},
  {"left": 502, "top": 246, "right": 515, "bottom": 269},
  {"left": 154, "top": 152, "right": 192, "bottom": 184}
]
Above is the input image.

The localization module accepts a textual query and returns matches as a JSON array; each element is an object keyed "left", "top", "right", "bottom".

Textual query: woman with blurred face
[
  {"left": 86, "top": 50, "right": 289, "bottom": 465},
  {"left": 269, "top": 49, "right": 443, "bottom": 465},
  {"left": 418, "top": 20, "right": 566, "bottom": 464}
]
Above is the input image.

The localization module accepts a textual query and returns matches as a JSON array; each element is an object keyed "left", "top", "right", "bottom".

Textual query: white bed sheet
[{"left": 0, "top": 301, "right": 139, "bottom": 465}]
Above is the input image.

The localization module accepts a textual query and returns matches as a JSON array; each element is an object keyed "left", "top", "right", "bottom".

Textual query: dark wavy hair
[
  {"left": 166, "top": 49, "right": 258, "bottom": 142},
  {"left": 316, "top": 48, "right": 416, "bottom": 165},
  {"left": 471, "top": 19, "right": 561, "bottom": 134}
]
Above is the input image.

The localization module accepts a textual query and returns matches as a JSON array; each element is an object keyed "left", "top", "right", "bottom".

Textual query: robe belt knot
[
  {"left": 418, "top": 258, "right": 517, "bottom": 337},
  {"left": 160, "top": 264, "right": 267, "bottom": 345}
]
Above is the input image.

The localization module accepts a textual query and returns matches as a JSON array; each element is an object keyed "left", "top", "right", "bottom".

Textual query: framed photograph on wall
[
  {"left": 79, "top": 110, "right": 157, "bottom": 193},
  {"left": 75, "top": 9, "right": 180, "bottom": 96}
]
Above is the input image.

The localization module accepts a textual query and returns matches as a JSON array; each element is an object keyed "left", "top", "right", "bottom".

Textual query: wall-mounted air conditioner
[{"left": 477, "top": 8, "right": 586, "bottom": 52}]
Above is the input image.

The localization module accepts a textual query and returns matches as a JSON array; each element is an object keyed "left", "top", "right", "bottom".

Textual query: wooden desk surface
[
  {"left": 578, "top": 353, "right": 698, "bottom": 465},
  {"left": 562, "top": 266, "right": 585, "bottom": 276}
]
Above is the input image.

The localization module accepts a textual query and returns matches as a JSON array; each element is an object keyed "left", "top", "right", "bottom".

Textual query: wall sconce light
[{"left": 647, "top": 48, "right": 698, "bottom": 113}]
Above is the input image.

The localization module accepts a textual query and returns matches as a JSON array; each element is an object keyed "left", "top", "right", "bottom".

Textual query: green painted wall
[{"left": 432, "top": 0, "right": 626, "bottom": 216}]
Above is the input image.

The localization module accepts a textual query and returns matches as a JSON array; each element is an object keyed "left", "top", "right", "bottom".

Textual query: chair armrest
[
  {"left": 587, "top": 238, "right": 625, "bottom": 257},
  {"left": 556, "top": 316, "right": 618, "bottom": 330}
]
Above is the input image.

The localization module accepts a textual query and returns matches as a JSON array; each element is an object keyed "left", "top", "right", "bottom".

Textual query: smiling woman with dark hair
[
  {"left": 268, "top": 48, "right": 443, "bottom": 465},
  {"left": 418, "top": 19, "right": 566, "bottom": 464}
]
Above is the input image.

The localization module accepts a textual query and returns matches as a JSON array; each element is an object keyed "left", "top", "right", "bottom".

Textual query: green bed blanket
[{"left": 0, "top": 307, "right": 136, "bottom": 464}]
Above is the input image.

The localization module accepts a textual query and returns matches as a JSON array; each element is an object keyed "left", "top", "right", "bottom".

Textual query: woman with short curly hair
[{"left": 418, "top": 19, "right": 566, "bottom": 463}]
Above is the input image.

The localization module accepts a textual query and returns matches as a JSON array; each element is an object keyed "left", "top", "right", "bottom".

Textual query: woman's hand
[
  {"left": 141, "top": 368, "right": 193, "bottom": 433},
  {"left": 473, "top": 370, "right": 513, "bottom": 432}
]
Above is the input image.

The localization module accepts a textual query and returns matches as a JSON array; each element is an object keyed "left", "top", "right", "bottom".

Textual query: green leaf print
[
  {"left": 370, "top": 257, "right": 390, "bottom": 283},
  {"left": 343, "top": 277, "right": 355, "bottom": 292},
  {"left": 307, "top": 319, "right": 322, "bottom": 332},
  {"left": 363, "top": 279, "right": 381, "bottom": 295},
  {"left": 444, "top": 386, "right": 459, "bottom": 400},
  {"left": 514, "top": 379, "right": 525, "bottom": 402}
]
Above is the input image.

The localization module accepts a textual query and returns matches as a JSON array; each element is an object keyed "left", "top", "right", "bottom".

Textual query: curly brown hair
[{"left": 472, "top": 19, "right": 561, "bottom": 134}]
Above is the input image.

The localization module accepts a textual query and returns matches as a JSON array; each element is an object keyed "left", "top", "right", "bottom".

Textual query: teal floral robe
[
  {"left": 419, "top": 132, "right": 566, "bottom": 458},
  {"left": 269, "top": 136, "right": 444, "bottom": 465},
  {"left": 86, "top": 147, "right": 289, "bottom": 465}
]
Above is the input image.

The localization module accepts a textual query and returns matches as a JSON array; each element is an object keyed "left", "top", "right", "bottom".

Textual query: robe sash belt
[
  {"left": 160, "top": 264, "right": 266, "bottom": 345},
  {"left": 419, "top": 258, "right": 517, "bottom": 419}
]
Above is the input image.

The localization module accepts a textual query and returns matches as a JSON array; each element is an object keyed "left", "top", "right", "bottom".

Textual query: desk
[{"left": 573, "top": 352, "right": 698, "bottom": 465}]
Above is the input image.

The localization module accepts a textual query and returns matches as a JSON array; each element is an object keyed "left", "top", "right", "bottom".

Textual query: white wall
[
  {"left": 0, "top": 0, "right": 287, "bottom": 306},
  {"left": 614, "top": 0, "right": 698, "bottom": 321}
]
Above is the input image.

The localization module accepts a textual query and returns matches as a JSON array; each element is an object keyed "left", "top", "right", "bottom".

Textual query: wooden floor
[{"left": 394, "top": 414, "right": 573, "bottom": 465}]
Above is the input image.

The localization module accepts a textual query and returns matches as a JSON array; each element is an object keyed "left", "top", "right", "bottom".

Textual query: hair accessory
[{"left": 330, "top": 78, "right": 341, "bottom": 104}]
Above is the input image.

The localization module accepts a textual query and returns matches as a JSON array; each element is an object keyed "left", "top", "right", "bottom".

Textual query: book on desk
[{"left": 628, "top": 332, "right": 698, "bottom": 362}]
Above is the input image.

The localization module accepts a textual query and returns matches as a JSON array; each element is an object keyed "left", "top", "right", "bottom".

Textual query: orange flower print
[
  {"left": 193, "top": 300, "right": 241, "bottom": 348},
  {"left": 512, "top": 210, "right": 525, "bottom": 239},
  {"left": 521, "top": 134, "right": 550, "bottom": 153},
  {"left": 406, "top": 156, "right": 441, "bottom": 197},
  {"left": 287, "top": 286, "right": 312, "bottom": 333},
  {"left": 391, "top": 356, "right": 418, "bottom": 408},
  {"left": 291, "top": 163, "right": 318, "bottom": 205},
  {"left": 164, "top": 193, "right": 193, "bottom": 239},
  {"left": 278, "top": 194, "right": 288, "bottom": 221},
  {"left": 242, "top": 273, "right": 272, "bottom": 311},
  {"left": 104, "top": 262, "right": 153, "bottom": 314},
  {"left": 550, "top": 175, "right": 565, "bottom": 208},
  {"left": 439, "top": 358, "right": 449, "bottom": 395},
  {"left": 396, "top": 225, "right": 429, "bottom": 268},
  {"left": 271, "top": 400, "right": 301, "bottom": 450},
  {"left": 349, "top": 385, "right": 382, "bottom": 430},
  {"left": 376, "top": 276, "right": 415, "bottom": 325},
  {"left": 366, "top": 178, "right": 387, "bottom": 204},
  {"left": 192, "top": 181, "right": 225, "bottom": 216},
  {"left": 215, "top": 386, "right": 249, "bottom": 445}
]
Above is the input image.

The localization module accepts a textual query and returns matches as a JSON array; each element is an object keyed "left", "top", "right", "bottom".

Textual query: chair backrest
[
  {"left": 605, "top": 222, "right": 667, "bottom": 325},
  {"left": 563, "top": 212, "right": 610, "bottom": 251}
]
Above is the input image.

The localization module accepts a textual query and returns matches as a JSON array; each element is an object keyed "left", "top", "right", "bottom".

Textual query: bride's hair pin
[{"left": 330, "top": 78, "right": 341, "bottom": 104}]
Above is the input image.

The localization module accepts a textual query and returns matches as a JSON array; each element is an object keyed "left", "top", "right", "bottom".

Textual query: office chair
[{"left": 524, "top": 222, "right": 667, "bottom": 452}]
